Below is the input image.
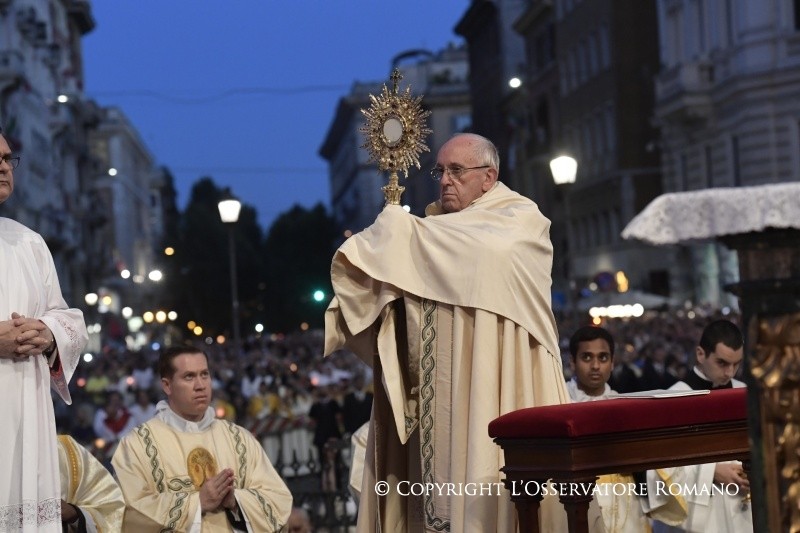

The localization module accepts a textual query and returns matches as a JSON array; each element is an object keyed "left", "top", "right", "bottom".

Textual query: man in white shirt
[
  {"left": 647, "top": 319, "right": 752, "bottom": 533},
  {"left": 567, "top": 326, "right": 655, "bottom": 533}
]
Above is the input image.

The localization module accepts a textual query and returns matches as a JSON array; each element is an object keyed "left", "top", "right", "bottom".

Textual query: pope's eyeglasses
[{"left": 430, "top": 165, "right": 490, "bottom": 181}]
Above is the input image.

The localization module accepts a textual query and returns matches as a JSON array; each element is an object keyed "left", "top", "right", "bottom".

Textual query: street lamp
[
  {"left": 550, "top": 155, "right": 578, "bottom": 322},
  {"left": 218, "top": 194, "right": 242, "bottom": 355}
]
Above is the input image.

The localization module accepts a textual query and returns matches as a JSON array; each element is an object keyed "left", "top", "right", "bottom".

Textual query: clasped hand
[
  {"left": 714, "top": 462, "right": 749, "bottom": 491},
  {"left": 199, "top": 468, "right": 237, "bottom": 514},
  {"left": 0, "top": 312, "right": 55, "bottom": 360}
]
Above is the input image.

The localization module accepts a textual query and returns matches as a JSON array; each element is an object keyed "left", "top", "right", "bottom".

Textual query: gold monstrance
[{"left": 360, "top": 69, "right": 432, "bottom": 205}]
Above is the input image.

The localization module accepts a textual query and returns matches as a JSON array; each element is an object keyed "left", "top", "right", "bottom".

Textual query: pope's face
[
  {"left": 162, "top": 353, "right": 212, "bottom": 421},
  {"left": 436, "top": 136, "right": 496, "bottom": 213},
  {"left": 0, "top": 135, "right": 14, "bottom": 204}
]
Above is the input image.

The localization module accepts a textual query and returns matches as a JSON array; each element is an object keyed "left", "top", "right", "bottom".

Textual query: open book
[{"left": 611, "top": 389, "right": 711, "bottom": 399}]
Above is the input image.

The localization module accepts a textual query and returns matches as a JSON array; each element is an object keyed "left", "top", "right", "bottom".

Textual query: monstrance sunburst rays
[{"left": 360, "top": 68, "right": 432, "bottom": 205}]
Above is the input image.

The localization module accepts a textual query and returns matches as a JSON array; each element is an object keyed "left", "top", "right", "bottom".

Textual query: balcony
[
  {"left": 40, "top": 209, "right": 79, "bottom": 252},
  {"left": 0, "top": 50, "right": 24, "bottom": 86},
  {"left": 655, "top": 60, "right": 714, "bottom": 122},
  {"left": 67, "top": 0, "right": 96, "bottom": 35}
]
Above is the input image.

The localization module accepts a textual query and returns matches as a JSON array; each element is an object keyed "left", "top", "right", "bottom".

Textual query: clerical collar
[
  {"left": 684, "top": 367, "right": 733, "bottom": 391},
  {"left": 566, "top": 378, "right": 618, "bottom": 402},
  {"left": 155, "top": 400, "right": 216, "bottom": 432}
]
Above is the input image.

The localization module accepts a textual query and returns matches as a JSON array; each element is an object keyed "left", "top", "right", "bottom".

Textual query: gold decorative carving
[
  {"left": 187, "top": 447, "right": 218, "bottom": 488},
  {"left": 752, "top": 313, "right": 800, "bottom": 532},
  {"left": 360, "top": 68, "right": 432, "bottom": 205}
]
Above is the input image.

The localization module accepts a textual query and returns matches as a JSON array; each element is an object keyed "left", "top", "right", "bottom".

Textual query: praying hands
[{"left": 0, "top": 312, "right": 55, "bottom": 359}]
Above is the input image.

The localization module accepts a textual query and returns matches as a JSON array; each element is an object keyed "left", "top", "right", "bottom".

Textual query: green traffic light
[{"left": 313, "top": 290, "right": 325, "bottom": 302}]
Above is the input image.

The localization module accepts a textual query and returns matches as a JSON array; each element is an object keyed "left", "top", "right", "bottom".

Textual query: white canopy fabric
[{"left": 621, "top": 182, "right": 800, "bottom": 245}]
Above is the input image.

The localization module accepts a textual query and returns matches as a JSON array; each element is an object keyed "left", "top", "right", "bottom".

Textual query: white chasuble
[{"left": 0, "top": 218, "right": 87, "bottom": 532}]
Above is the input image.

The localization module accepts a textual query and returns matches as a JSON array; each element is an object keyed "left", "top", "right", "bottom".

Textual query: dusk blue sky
[{"left": 82, "top": 1, "right": 467, "bottom": 230}]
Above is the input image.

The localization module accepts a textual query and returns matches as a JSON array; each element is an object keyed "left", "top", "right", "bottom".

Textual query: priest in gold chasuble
[
  {"left": 57, "top": 434, "right": 125, "bottom": 532},
  {"left": 112, "top": 347, "right": 292, "bottom": 532}
]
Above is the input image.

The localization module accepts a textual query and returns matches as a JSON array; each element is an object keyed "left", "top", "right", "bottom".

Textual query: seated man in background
[
  {"left": 112, "top": 346, "right": 292, "bottom": 532},
  {"left": 568, "top": 326, "right": 657, "bottom": 532},
  {"left": 647, "top": 319, "right": 752, "bottom": 533},
  {"left": 567, "top": 325, "right": 619, "bottom": 402},
  {"left": 58, "top": 434, "right": 125, "bottom": 532}
]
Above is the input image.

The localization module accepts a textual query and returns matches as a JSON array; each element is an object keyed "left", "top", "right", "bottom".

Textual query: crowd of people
[
  {"left": 45, "top": 308, "right": 745, "bottom": 531},
  {"left": 55, "top": 331, "right": 374, "bottom": 464},
  {"left": 55, "top": 307, "right": 742, "bottom": 455}
]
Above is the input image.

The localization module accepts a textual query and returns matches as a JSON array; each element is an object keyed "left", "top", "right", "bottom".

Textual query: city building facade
[
  {"left": 0, "top": 0, "right": 96, "bottom": 304},
  {"left": 0, "top": 0, "right": 169, "bottom": 349},
  {"left": 549, "top": 0, "right": 671, "bottom": 302},
  {"left": 480, "top": 0, "right": 673, "bottom": 309},
  {"left": 654, "top": 0, "right": 800, "bottom": 306}
]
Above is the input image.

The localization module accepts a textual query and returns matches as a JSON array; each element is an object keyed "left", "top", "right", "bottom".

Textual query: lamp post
[
  {"left": 218, "top": 194, "right": 242, "bottom": 355},
  {"left": 550, "top": 155, "right": 578, "bottom": 323}
]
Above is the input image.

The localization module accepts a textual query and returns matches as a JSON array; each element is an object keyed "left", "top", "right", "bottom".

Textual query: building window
[
  {"left": 795, "top": 0, "right": 800, "bottom": 30},
  {"left": 695, "top": 0, "right": 706, "bottom": 55},
  {"left": 595, "top": 113, "right": 606, "bottom": 155},
  {"left": 731, "top": 136, "right": 741, "bottom": 186},
  {"left": 568, "top": 48, "right": 578, "bottom": 90},
  {"left": 704, "top": 145, "right": 714, "bottom": 187},
  {"left": 610, "top": 209, "right": 621, "bottom": 243},
  {"left": 725, "top": 0, "right": 736, "bottom": 43},
  {"left": 601, "top": 212, "right": 611, "bottom": 244},
  {"left": 578, "top": 40, "right": 588, "bottom": 84},
  {"left": 604, "top": 106, "right": 616, "bottom": 150},
  {"left": 679, "top": 153, "right": 689, "bottom": 191},
  {"left": 588, "top": 33, "right": 599, "bottom": 76},
  {"left": 583, "top": 122, "right": 593, "bottom": 160},
  {"left": 668, "top": 10, "right": 683, "bottom": 63},
  {"left": 599, "top": 24, "right": 611, "bottom": 68},
  {"left": 536, "top": 99, "right": 551, "bottom": 148}
]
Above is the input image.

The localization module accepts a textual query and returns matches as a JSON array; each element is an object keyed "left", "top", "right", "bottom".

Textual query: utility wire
[
  {"left": 171, "top": 166, "right": 326, "bottom": 176},
  {"left": 89, "top": 85, "right": 349, "bottom": 105}
]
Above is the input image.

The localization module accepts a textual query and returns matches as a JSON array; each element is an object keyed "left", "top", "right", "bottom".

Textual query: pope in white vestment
[
  {"left": 325, "top": 134, "right": 569, "bottom": 532},
  {"left": 0, "top": 133, "right": 88, "bottom": 533}
]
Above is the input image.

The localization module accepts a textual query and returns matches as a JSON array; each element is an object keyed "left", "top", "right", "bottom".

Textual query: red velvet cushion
[{"left": 488, "top": 388, "right": 746, "bottom": 439}]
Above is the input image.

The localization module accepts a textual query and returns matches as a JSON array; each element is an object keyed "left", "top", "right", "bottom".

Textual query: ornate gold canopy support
[
  {"left": 723, "top": 230, "right": 800, "bottom": 533},
  {"left": 360, "top": 69, "right": 432, "bottom": 206}
]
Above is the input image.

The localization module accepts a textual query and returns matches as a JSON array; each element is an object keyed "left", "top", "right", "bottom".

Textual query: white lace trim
[
  {"left": 0, "top": 498, "right": 61, "bottom": 529},
  {"left": 622, "top": 183, "right": 800, "bottom": 245}
]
